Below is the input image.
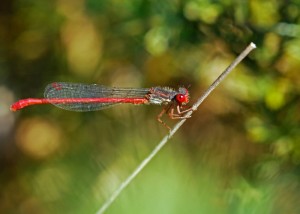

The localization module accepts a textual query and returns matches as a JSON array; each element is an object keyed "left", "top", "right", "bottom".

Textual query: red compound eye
[{"left": 176, "top": 94, "right": 187, "bottom": 104}]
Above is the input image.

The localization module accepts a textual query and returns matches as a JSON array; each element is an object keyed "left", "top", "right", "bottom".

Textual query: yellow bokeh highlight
[
  {"left": 272, "top": 137, "right": 293, "bottom": 157},
  {"left": 265, "top": 78, "right": 291, "bottom": 110},
  {"left": 145, "top": 26, "right": 169, "bottom": 56},
  {"left": 15, "top": 117, "right": 62, "bottom": 159},
  {"left": 61, "top": 18, "right": 102, "bottom": 76},
  {"left": 245, "top": 117, "right": 269, "bottom": 143},
  {"left": 14, "top": 30, "right": 48, "bottom": 60},
  {"left": 255, "top": 32, "right": 281, "bottom": 66},
  {"left": 275, "top": 39, "right": 300, "bottom": 85},
  {"left": 184, "top": 1, "right": 222, "bottom": 24},
  {"left": 57, "top": 0, "right": 102, "bottom": 76},
  {"left": 250, "top": 0, "right": 279, "bottom": 27}
]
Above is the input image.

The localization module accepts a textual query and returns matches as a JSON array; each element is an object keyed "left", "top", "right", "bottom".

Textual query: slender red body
[
  {"left": 10, "top": 82, "right": 191, "bottom": 129},
  {"left": 11, "top": 82, "right": 189, "bottom": 111},
  {"left": 10, "top": 97, "right": 147, "bottom": 111}
]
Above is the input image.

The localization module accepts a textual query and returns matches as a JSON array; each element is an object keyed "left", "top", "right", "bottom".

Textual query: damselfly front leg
[
  {"left": 168, "top": 105, "right": 192, "bottom": 119},
  {"left": 157, "top": 103, "right": 193, "bottom": 130}
]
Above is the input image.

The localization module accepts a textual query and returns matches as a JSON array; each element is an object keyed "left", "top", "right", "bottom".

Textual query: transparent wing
[{"left": 44, "top": 82, "right": 150, "bottom": 112}]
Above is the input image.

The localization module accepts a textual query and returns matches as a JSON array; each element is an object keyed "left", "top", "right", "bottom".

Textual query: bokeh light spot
[
  {"left": 265, "top": 78, "right": 290, "bottom": 110},
  {"left": 61, "top": 18, "right": 102, "bottom": 76},
  {"left": 15, "top": 117, "right": 62, "bottom": 159},
  {"left": 0, "top": 86, "right": 15, "bottom": 137},
  {"left": 184, "top": 1, "right": 221, "bottom": 24},
  {"left": 245, "top": 117, "right": 269, "bottom": 143},
  {"left": 250, "top": 0, "right": 279, "bottom": 27},
  {"left": 14, "top": 30, "right": 48, "bottom": 60},
  {"left": 145, "top": 26, "right": 169, "bottom": 56}
]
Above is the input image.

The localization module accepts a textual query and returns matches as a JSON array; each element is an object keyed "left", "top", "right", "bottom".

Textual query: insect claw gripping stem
[{"left": 157, "top": 103, "right": 194, "bottom": 130}]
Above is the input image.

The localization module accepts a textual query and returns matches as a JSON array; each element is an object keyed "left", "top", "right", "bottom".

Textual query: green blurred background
[{"left": 1, "top": 0, "right": 300, "bottom": 213}]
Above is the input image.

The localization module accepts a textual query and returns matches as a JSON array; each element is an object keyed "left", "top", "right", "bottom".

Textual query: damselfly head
[{"left": 175, "top": 87, "right": 189, "bottom": 105}]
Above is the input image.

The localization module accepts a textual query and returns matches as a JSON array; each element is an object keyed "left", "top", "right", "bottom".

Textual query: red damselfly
[{"left": 10, "top": 82, "right": 192, "bottom": 129}]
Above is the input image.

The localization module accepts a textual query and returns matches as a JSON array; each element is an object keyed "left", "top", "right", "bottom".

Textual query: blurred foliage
[{"left": 1, "top": 0, "right": 300, "bottom": 213}]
